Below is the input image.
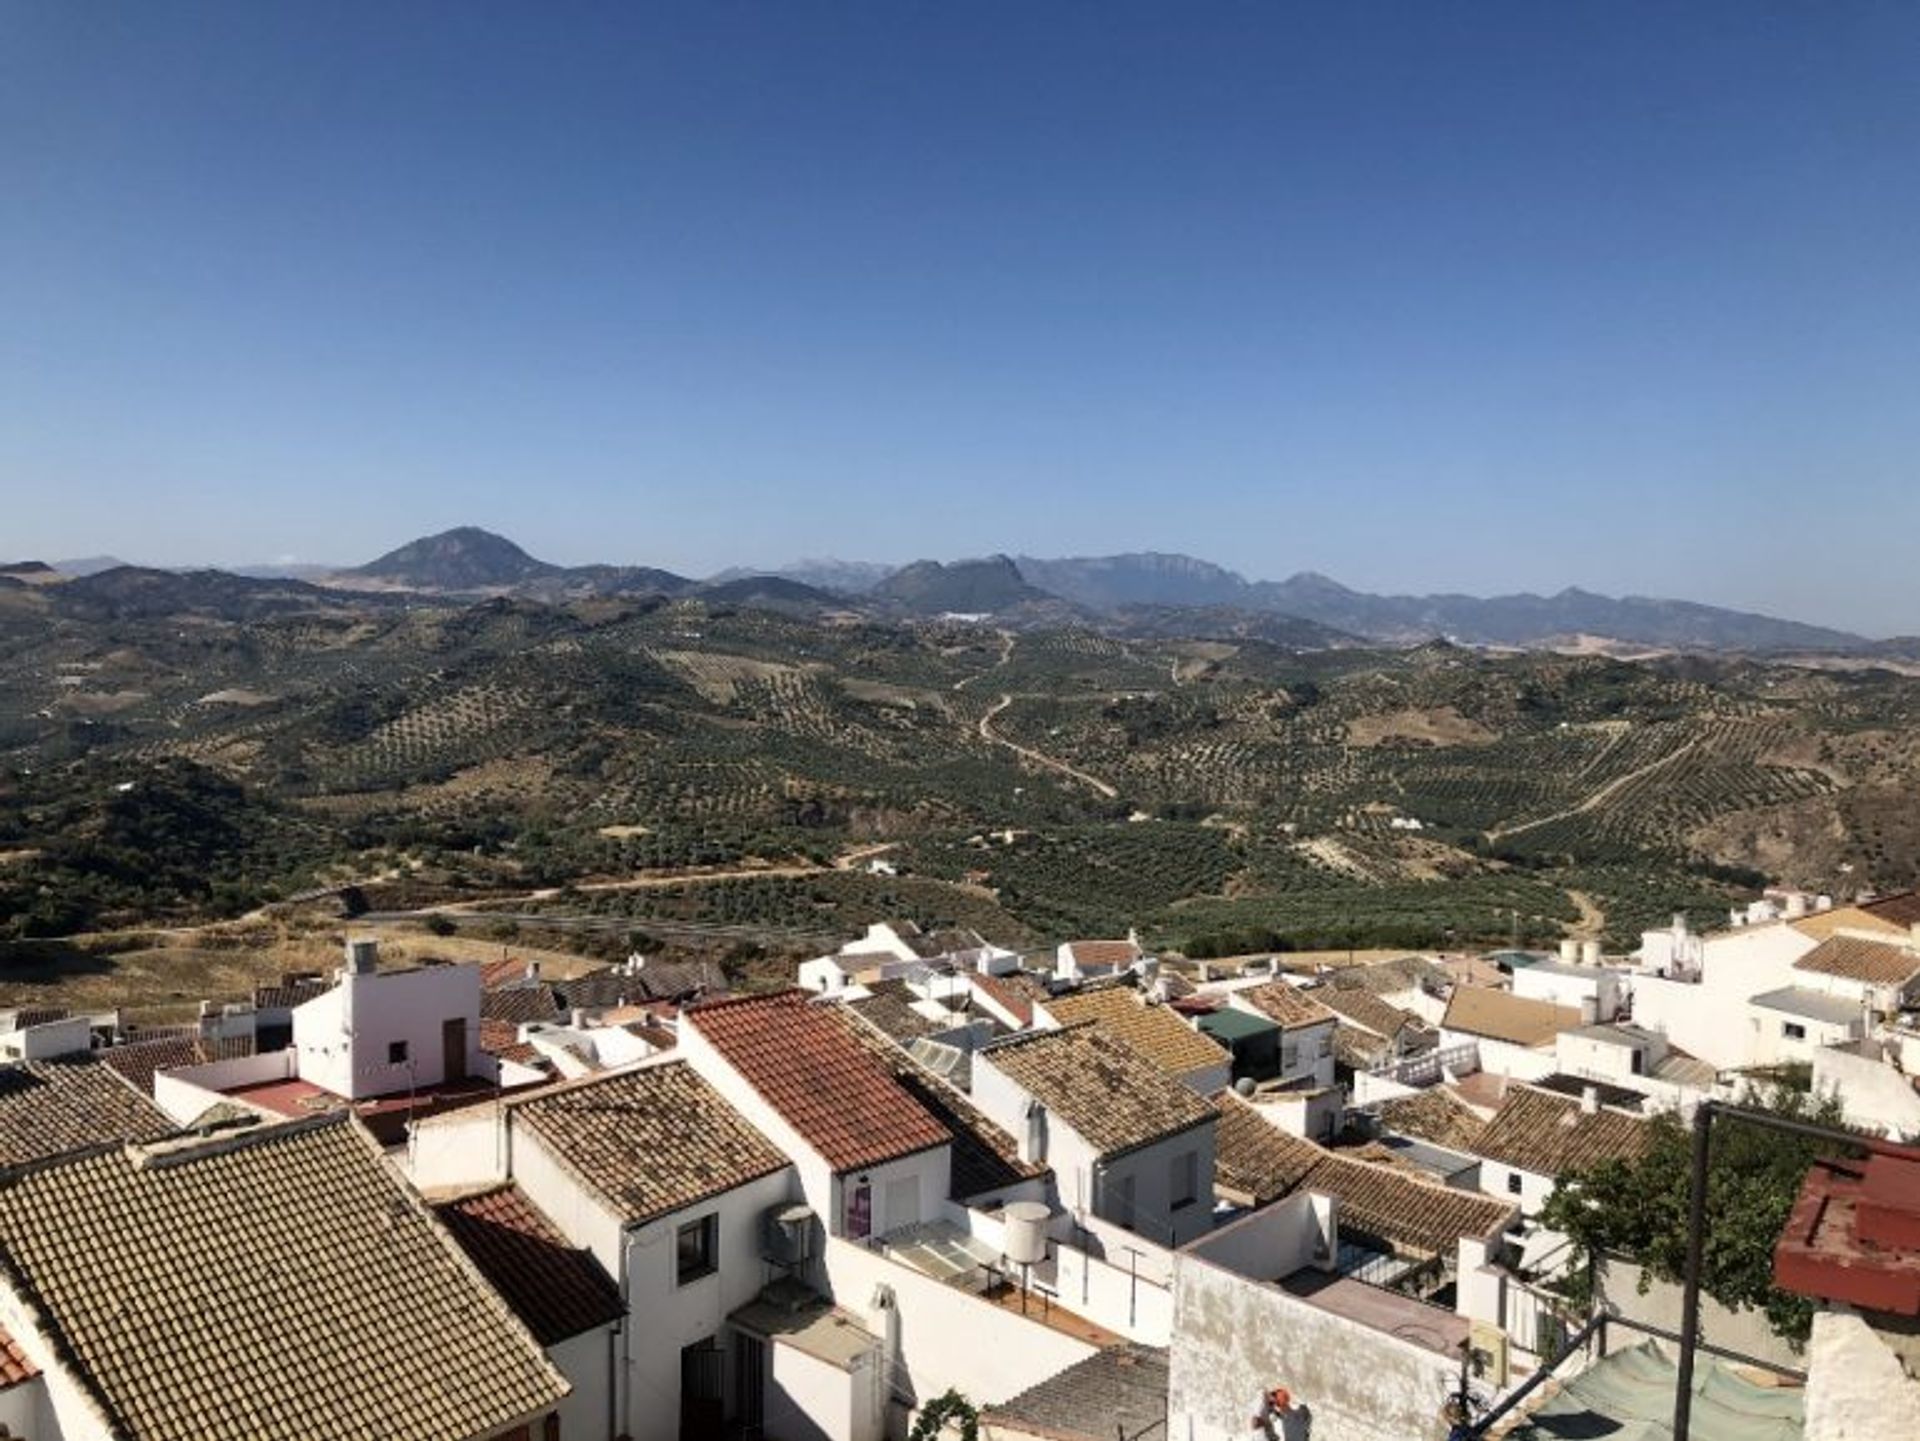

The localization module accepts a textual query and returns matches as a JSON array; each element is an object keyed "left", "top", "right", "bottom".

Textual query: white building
[
  {"left": 1746, "top": 988, "right": 1867, "bottom": 1068},
  {"left": 1226, "top": 982, "right": 1339, "bottom": 1089},
  {"left": 1469, "top": 1083, "right": 1649, "bottom": 1217},
  {"left": 293, "top": 938, "right": 484, "bottom": 1101},
  {"left": 974, "top": 1024, "right": 1218, "bottom": 1248},
  {"left": 1510, "top": 959, "right": 1627, "bottom": 1023},
  {"left": 1439, "top": 987, "right": 1578, "bottom": 1083},
  {"left": 1055, "top": 937, "right": 1143, "bottom": 982}
]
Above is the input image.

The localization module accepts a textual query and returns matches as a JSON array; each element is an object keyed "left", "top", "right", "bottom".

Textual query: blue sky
[{"left": 4, "top": 4, "right": 1918, "bottom": 632}]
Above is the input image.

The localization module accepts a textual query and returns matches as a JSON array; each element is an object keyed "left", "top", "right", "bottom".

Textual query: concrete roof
[{"left": 1749, "top": 987, "right": 1866, "bottom": 1025}]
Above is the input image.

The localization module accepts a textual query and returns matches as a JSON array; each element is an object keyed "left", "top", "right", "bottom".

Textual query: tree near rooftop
[{"left": 1538, "top": 1083, "right": 1855, "bottom": 1345}]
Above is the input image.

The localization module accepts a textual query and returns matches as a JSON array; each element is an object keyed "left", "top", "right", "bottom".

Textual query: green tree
[{"left": 1539, "top": 1085, "right": 1854, "bottom": 1344}]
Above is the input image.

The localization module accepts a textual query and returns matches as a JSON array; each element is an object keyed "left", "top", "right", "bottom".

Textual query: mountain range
[{"left": 16, "top": 527, "right": 1896, "bottom": 656}]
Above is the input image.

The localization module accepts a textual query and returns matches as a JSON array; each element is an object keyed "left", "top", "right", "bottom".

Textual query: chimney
[
  {"left": 345, "top": 938, "right": 378, "bottom": 975},
  {"left": 1580, "top": 1085, "right": 1600, "bottom": 1115},
  {"left": 570, "top": 1007, "right": 589, "bottom": 1030},
  {"left": 524, "top": 959, "right": 540, "bottom": 983},
  {"left": 1579, "top": 997, "right": 1598, "bottom": 1026}
]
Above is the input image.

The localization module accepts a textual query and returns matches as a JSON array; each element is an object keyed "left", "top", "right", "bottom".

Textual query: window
[
  {"left": 1171, "top": 1150, "right": 1199, "bottom": 1210},
  {"left": 1782, "top": 1022, "right": 1807, "bottom": 1041},
  {"left": 677, "top": 1214, "right": 718, "bottom": 1284},
  {"left": 1507, "top": 1171, "right": 1524, "bottom": 1196},
  {"left": 387, "top": 1040, "right": 409, "bottom": 1065}
]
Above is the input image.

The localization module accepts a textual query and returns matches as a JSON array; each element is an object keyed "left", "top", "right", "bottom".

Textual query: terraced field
[{"left": 6, "top": 589, "right": 1920, "bottom": 952}]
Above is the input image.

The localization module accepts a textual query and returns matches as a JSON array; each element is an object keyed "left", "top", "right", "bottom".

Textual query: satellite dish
[{"left": 1234, "top": 1077, "right": 1256, "bottom": 1097}]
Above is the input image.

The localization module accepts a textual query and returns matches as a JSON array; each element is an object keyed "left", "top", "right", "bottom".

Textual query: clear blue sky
[{"left": 4, "top": 4, "right": 1918, "bottom": 632}]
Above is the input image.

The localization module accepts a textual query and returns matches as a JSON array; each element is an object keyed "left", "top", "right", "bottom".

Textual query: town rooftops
[
  {"left": 433, "top": 1183, "right": 626, "bottom": 1345},
  {"left": 1061, "top": 938, "right": 1143, "bottom": 971},
  {"left": 1441, "top": 986, "right": 1579, "bottom": 1049},
  {"left": 1791, "top": 934, "right": 1920, "bottom": 987},
  {"left": 1774, "top": 1150, "right": 1920, "bottom": 1316},
  {"left": 101, "top": 1033, "right": 255, "bottom": 1098},
  {"left": 845, "top": 978, "right": 945, "bottom": 1044},
  {"left": 687, "top": 990, "right": 953, "bottom": 1173},
  {"left": 1373, "top": 1087, "right": 1488, "bottom": 1154},
  {"left": 0, "top": 1114, "right": 567, "bottom": 1441},
  {"left": 830, "top": 1008, "right": 1047, "bottom": 1201},
  {"left": 1212, "top": 1095, "right": 1514, "bottom": 1255},
  {"left": 1749, "top": 987, "right": 1866, "bottom": 1025},
  {"left": 982, "top": 1024, "right": 1215, "bottom": 1160},
  {"left": 1473, "top": 1085, "right": 1650, "bottom": 1179},
  {"left": 1043, "top": 986, "right": 1230, "bottom": 1075},
  {"left": 982, "top": 1343, "right": 1169, "bottom": 1441},
  {"left": 1234, "top": 981, "right": 1337, "bottom": 1030},
  {"left": 970, "top": 969, "right": 1043, "bottom": 1027},
  {"left": 1327, "top": 955, "right": 1448, "bottom": 996},
  {"left": 510, "top": 1060, "right": 788, "bottom": 1224},
  {"left": 0, "top": 1055, "right": 172, "bottom": 1165},
  {"left": 1316, "top": 986, "right": 1424, "bottom": 1040}
]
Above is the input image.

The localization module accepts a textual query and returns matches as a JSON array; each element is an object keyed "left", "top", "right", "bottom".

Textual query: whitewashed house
[
  {"left": 1226, "top": 982, "right": 1338, "bottom": 1089},
  {"left": 1439, "top": 987, "right": 1577, "bottom": 1083},
  {"left": 293, "top": 938, "right": 484, "bottom": 1100},
  {"left": 973, "top": 1024, "right": 1218, "bottom": 1248}
]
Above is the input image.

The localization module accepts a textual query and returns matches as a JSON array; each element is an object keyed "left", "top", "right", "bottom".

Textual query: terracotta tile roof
[
  {"left": 0, "top": 1325, "right": 38, "bottom": 1389},
  {"left": 0, "top": 1115, "right": 567, "bottom": 1441},
  {"left": 1791, "top": 935, "right": 1920, "bottom": 987},
  {"left": 0, "top": 1006, "right": 69, "bottom": 1030},
  {"left": 1327, "top": 956, "right": 1448, "bottom": 996},
  {"left": 1441, "top": 986, "right": 1578, "bottom": 1049},
  {"left": 1332, "top": 1023, "right": 1391, "bottom": 1070},
  {"left": 1373, "top": 1088, "right": 1488, "bottom": 1154},
  {"left": 846, "top": 979, "right": 943, "bottom": 1044},
  {"left": 686, "top": 991, "right": 951, "bottom": 1173},
  {"left": 1316, "top": 987, "right": 1422, "bottom": 1040},
  {"left": 250, "top": 973, "right": 330, "bottom": 1010},
  {"left": 1862, "top": 891, "right": 1920, "bottom": 929},
  {"left": 1043, "top": 987, "right": 1229, "bottom": 1076},
  {"left": 830, "top": 1008, "right": 1047, "bottom": 1201},
  {"left": 1235, "top": 982, "right": 1337, "bottom": 1031},
  {"left": 478, "top": 1018, "right": 544, "bottom": 1068},
  {"left": 482, "top": 985, "right": 562, "bottom": 1025},
  {"left": 970, "top": 971, "right": 1039, "bottom": 1027},
  {"left": 0, "top": 1057, "right": 172, "bottom": 1165},
  {"left": 478, "top": 956, "right": 536, "bottom": 989},
  {"left": 1474, "top": 1085, "right": 1650, "bottom": 1179},
  {"left": 983, "top": 1343, "right": 1168, "bottom": 1441},
  {"left": 1785, "top": 904, "right": 1902, "bottom": 940},
  {"left": 1063, "top": 939, "right": 1142, "bottom": 970},
  {"left": 981, "top": 1024, "right": 1215, "bottom": 1160},
  {"left": 433, "top": 1184, "right": 625, "bottom": 1345},
  {"left": 511, "top": 1061, "right": 787, "bottom": 1224},
  {"left": 1213, "top": 1096, "right": 1513, "bottom": 1255},
  {"left": 101, "top": 1034, "right": 256, "bottom": 1098}
]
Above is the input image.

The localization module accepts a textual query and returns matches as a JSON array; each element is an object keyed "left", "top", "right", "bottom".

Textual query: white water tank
[
  {"left": 1581, "top": 940, "right": 1601, "bottom": 967},
  {"left": 1559, "top": 939, "right": 1579, "bottom": 964},
  {"left": 1003, "top": 1202, "right": 1051, "bottom": 1266}
]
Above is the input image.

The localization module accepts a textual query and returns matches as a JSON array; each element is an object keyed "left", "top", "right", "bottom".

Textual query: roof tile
[
  {"left": 1043, "top": 987, "right": 1229, "bottom": 1076},
  {"left": 1441, "top": 986, "right": 1579, "bottom": 1048},
  {"left": 434, "top": 1184, "right": 625, "bottom": 1345},
  {"left": 981, "top": 1024, "right": 1214, "bottom": 1160},
  {"left": 1473, "top": 1085, "right": 1650, "bottom": 1178}
]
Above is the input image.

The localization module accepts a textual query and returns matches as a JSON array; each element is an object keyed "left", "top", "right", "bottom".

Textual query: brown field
[{"left": 1344, "top": 706, "right": 1496, "bottom": 748}]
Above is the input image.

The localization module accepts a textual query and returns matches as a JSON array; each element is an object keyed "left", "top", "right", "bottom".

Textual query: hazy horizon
[{"left": 7, "top": 5, "right": 1919, "bottom": 632}]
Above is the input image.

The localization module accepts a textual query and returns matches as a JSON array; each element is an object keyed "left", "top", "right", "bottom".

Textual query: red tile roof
[
  {"left": 970, "top": 971, "right": 1039, "bottom": 1027},
  {"left": 433, "top": 1184, "right": 625, "bottom": 1345},
  {"left": 687, "top": 991, "right": 951, "bottom": 1172},
  {"left": 1775, "top": 1150, "right": 1920, "bottom": 1315}
]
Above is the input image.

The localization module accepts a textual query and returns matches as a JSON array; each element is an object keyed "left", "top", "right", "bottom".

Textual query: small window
[
  {"left": 1782, "top": 1022, "right": 1807, "bottom": 1041},
  {"left": 1507, "top": 1171, "right": 1524, "bottom": 1196},
  {"left": 677, "top": 1214, "right": 718, "bottom": 1285},
  {"left": 387, "top": 1040, "right": 409, "bottom": 1064},
  {"left": 1171, "top": 1150, "right": 1199, "bottom": 1210}
]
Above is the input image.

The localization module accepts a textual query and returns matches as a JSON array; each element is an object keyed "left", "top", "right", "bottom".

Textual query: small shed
[{"left": 1196, "top": 1007, "right": 1280, "bottom": 1083}]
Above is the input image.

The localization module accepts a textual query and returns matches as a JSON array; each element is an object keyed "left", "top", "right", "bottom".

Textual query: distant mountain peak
[
  {"left": 871, "top": 555, "right": 1051, "bottom": 614},
  {"left": 346, "top": 528, "right": 558, "bottom": 591}
]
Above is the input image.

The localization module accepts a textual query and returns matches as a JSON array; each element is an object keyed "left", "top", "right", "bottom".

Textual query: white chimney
[
  {"left": 1580, "top": 1085, "right": 1600, "bottom": 1115},
  {"left": 1019, "top": 1100, "right": 1047, "bottom": 1165},
  {"left": 524, "top": 959, "right": 540, "bottom": 983},
  {"left": 570, "top": 1008, "right": 589, "bottom": 1030},
  {"left": 1579, "top": 997, "right": 1599, "bottom": 1026},
  {"left": 345, "top": 938, "right": 378, "bottom": 975}
]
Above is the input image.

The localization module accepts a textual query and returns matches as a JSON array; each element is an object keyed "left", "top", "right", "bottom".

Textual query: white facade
[
  {"left": 971, "top": 1048, "right": 1215, "bottom": 1248},
  {"left": 1632, "top": 923, "right": 1819, "bottom": 1070},
  {"left": 293, "top": 955, "right": 483, "bottom": 1101},
  {"left": 1812, "top": 1038, "right": 1920, "bottom": 1138},
  {"left": 1169, "top": 1197, "right": 1468, "bottom": 1441},
  {"left": 1745, "top": 994, "right": 1864, "bottom": 1068},
  {"left": 1477, "top": 1158, "right": 1556, "bottom": 1217},
  {"left": 679, "top": 1011, "right": 951, "bottom": 1243},
  {"left": 1441, "top": 1031, "right": 1558, "bottom": 1084},
  {"left": 1511, "top": 961, "right": 1625, "bottom": 1022}
]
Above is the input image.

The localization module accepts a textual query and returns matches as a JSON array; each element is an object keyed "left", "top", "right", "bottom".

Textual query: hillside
[
  {"left": 344, "top": 526, "right": 559, "bottom": 590},
  {"left": 5, "top": 576, "right": 1919, "bottom": 954},
  {"left": 870, "top": 555, "right": 1053, "bottom": 614}
]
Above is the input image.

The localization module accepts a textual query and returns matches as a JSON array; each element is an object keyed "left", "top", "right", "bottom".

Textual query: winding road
[{"left": 978, "top": 693, "right": 1119, "bottom": 799}]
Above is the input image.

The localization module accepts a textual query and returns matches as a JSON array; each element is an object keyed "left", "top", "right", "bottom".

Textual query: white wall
[
  {"left": 294, "top": 964, "right": 484, "bottom": 1101},
  {"left": 822, "top": 1238, "right": 1097, "bottom": 1409},
  {"left": 549, "top": 1325, "right": 616, "bottom": 1441},
  {"left": 1745, "top": 1005, "right": 1860, "bottom": 1069},
  {"left": 0, "top": 1379, "right": 39, "bottom": 1440},
  {"left": 1444, "top": 1033, "right": 1557, "bottom": 1083},
  {"left": 1805, "top": 1310, "right": 1920, "bottom": 1441},
  {"left": 152, "top": 1048, "right": 296, "bottom": 1124},
  {"left": 620, "top": 1168, "right": 798, "bottom": 1441},
  {"left": 1513, "top": 966, "right": 1624, "bottom": 1020},
  {"left": 830, "top": 1148, "right": 951, "bottom": 1243},
  {"left": 1169, "top": 1235, "right": 1462, "bottom": 1441},
  {"left": 1813, "top": 1042, "right": 1920, "bottom": 1138},
  {"left": 405, "top": 1098, "right": 510, "bottom": 1192},
  {"left": 1634, "top": 926, "right": 1819, "bottom": 1070},
  {"left": 0, "top": 1017, "right": 94, "bottom": 1060},
  {"left": 1478, "top": 1160, "right": 1554, "bottom": 1218}
]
